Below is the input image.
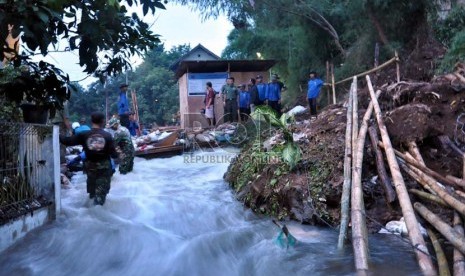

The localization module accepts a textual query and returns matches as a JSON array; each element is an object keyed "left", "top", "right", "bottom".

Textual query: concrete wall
[
  {"left": 0, "top": 124, "right": 60, "bottom": 253},
  {"left": 179, "top": 71, "right": 270, "bottom": 128},
  {"left": 0, "top": 207, "right": 50, "bottom": 252}
]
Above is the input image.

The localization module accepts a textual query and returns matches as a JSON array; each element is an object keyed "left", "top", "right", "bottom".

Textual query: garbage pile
[{"left": 133, "top": 130, "right": 181, "bottom": 152}]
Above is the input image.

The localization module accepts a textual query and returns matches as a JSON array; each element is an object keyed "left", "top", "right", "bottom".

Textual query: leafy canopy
[{"left": 0, "top": 0, "right": 166, "bottom": 76}]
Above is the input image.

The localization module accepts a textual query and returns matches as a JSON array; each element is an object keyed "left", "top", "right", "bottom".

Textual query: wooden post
[
  {"left": 331, "top": 63, "right": 336, "bottom": 104},
  {"left": 367, "top": 75, "right": 436, "bottom": 276},
  {"left": 337, "top": 81, "right": 354, "bottom": 250},
  {"left": 368, "top": 126, "right": 396, "bottom": 203},
  {"left": 415, "top": 202, "right": 465, "bottom": 255},
  {"left": 395, "top": 51, "right": 400, "bottom": 83},
  {"left": 326, "top": 61, "right": 330, "bottom": 106}
]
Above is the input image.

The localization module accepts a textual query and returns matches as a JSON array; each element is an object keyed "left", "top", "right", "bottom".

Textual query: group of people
[
  {"left": 204, "top": 71, "right": 325, "bottom": 126},
  {"left": 60, "top": 83, "right": 139, "bottom": 206}
]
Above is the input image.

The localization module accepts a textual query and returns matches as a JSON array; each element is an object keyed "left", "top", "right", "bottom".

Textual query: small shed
[{"left": 170, "top": 44, "right": 275, "bottom": 128}]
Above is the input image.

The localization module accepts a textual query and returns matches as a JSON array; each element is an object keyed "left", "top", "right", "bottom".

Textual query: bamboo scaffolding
[
  {"left": 335, "top": 56, "right": 398, "bottom": 85},
  {"left": 367, "top": 74, "right": 436, "bottom": 275},
  {"left": 409, "top": 189, "right": 448, "bottom": 207},
  {"left": 426, "top": 228, "right": 451, "bottom": 276},
  {"left": 337, "top": 81, "right": 354, "bottom": 250},
  {"left": 368, "top": 126, "right": 396, "bottom": 203},
  {"left": 414, "top": 202, "right": 465, "bottom": 255},
  {"left": 453, "top": 212, "right": 465, "bottom": 276}
]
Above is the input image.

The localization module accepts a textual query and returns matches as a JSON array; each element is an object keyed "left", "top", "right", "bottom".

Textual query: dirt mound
[{"left": 225, "top": 63, "right": 465, "bottom": 232}]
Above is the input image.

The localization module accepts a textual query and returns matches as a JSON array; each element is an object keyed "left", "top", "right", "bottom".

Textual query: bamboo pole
[
  {"left": 408, "top": 142, "right": 437, "bottom": 195},
  {"left": 331, "top": 63, "right": 336, "bottom": 104},
  {"left": 337, "top": 81, "right": 354, "bottom": 250},
  {"left": 446, "top": 175, "right": 465, "bottom": 189},
  {"left": 335, "top": 56, "right": 398, "bottom": 85},
  {"left": 426, "top": 228, "right": 451, "bottom": 276},
  {"left": 326, "top": 61, "right": 331, "bottom": 106},
  {"left": 351, "top": 77, "right": 373, "bottom": 272},
  {"left": 368, "top": 126, "right": 396, "bottom": 203},
  {"left": 367, "top": 75, "right": 436, "bottom": 275},
  {"left": 408, "top": 141, "right": 425, "bottom": 165},
  {"left": 409, "top": 189, "right": 448, "bottom": 207},
  {"left": 395, "top": 51, "right": 400, "bottom": 83},
  {"left": 351, "top": 78, "right": 382, "bottom": 271},
  {"left": 414, "top": 202, "right": 465, "bottom": 255},
  {"left": 382, "top": 146, "right": 462, "bottom": 190},
  {"left": 453, "top": 212, "right": 465, "bottom": 276},
  {"left": 399, "top": 161, "right": 465, "bottom": 216},
  {"left": 456, "top": 162, "right": 465, "bottom": 276}
]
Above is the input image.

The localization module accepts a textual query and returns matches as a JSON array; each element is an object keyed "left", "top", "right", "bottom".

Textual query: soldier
[
  {"left": 221, "top": 77, "right": 239, "bottom": 123},
  {"left": 108, "top": 117, "right": 135, "bottom": 174},
  {"left": 60, "top": 112, "right": 118, "bottom": 205}
]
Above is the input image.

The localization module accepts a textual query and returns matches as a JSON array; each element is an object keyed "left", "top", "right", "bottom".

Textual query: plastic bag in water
[{"left": 274, "top": 231, "right": 297, "bottom": 249}]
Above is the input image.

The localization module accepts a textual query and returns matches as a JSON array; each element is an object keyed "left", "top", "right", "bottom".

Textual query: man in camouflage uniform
[
  {"left": 108, "top": 117, "right": 135, "bottom": 174},
  {"left": 60, "top": 112, "right": 118, "bottom": 205}
]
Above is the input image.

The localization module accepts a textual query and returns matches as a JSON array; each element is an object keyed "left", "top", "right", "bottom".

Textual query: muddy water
[{"left": 0, "top": 150, "right": 421, "bottom": 276}]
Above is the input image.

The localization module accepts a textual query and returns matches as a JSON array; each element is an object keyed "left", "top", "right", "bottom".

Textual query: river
[{"left": 0, "top": 150, "right": 421, "bottom": 275}]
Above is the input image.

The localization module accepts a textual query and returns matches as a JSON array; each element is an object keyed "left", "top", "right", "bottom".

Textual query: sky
[{"left": 35, "top": 3, "right": 233, "bottom": 87}]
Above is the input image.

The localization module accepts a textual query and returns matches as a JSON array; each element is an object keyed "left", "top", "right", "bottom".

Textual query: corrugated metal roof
[{"left": 172, "top": 59, "right": 276, "bottom": 78}]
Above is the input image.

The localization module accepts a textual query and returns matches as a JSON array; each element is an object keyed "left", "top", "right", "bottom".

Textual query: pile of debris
[{"left": 225, "top": 62, "right": 465, "bottom": 238}]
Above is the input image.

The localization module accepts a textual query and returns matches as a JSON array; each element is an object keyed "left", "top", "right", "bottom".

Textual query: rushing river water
[{"left": 0, "top": 150, "right": 421, "bottom": 276}]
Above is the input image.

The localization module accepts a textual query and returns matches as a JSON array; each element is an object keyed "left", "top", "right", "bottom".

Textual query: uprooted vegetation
[{"left": 225, "top": 63, "right": 465, "bottom": 232}]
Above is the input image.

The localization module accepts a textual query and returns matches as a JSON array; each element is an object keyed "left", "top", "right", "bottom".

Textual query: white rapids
[{"left": 0, "top": 150, "right": 421, "bottom": 276}]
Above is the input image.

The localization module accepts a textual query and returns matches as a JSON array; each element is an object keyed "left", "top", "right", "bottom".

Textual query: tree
[
  {"left": 69, "top": 44, "right": 191, "bottom": 126},
  {"left": 0, "top": 0, "right": 166, "bottom": 77}
]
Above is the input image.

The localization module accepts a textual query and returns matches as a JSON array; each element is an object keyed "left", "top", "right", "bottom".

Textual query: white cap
[{"left": 72, "top": 122, "right": 80, "bottom": 130}]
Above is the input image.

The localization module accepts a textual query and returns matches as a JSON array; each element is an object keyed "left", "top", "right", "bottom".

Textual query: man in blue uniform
[
  {"left": 266, "top": 74, "right": 282, "bottom": 115},
  {"left": 118, "top": 83, "right": 130, "bottom": 129},
  {"left": 307, "top": 71, "right": 324, "bottom": 118}
]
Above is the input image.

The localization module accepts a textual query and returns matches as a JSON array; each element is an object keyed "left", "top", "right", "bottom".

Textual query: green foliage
[
  {"left": 178, "top": 0, "right": 438, "bottom": 107},
  {"left": 69, "top": 44, "right": 190, "bottom": 126},
  {"left": 433, "top": 6, "right": 465, "bottom": 46},
  {"left": 0, "top": 0, "right": 164, "bottom": 76},
  {"left": 252, "top": 105, "right": 301, "bottom": 169},
  {"left": 0, "top": 61, "right": 74, "bottom": 115},
  {"left": 439, "top": 30, "right": 465, "bottom": 72}
]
